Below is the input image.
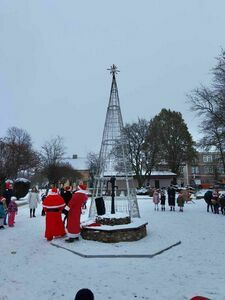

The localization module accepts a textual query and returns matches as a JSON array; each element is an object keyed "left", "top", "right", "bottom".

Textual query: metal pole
[{"left": 110, "top": 176, "right": 116, "bottom": 214}]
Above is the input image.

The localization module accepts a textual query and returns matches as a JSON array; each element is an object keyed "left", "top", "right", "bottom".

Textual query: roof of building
[{"left": 63, "top": 157, "right": 89, "bottom": 171}]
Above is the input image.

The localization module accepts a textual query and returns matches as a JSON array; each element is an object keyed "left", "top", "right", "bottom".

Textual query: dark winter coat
[
  {"left": 61, "top": 190, "right": 72, "bottom": 205},
  {"left": 160, "top": 193, "right": 166, "bottom": 205},
  {"left": 3, "top": 189, "right": 14, "bottom": 207},
  {"left": 203, "top": 190, "right": 213, "bottom": 205},
  {"left": 167, "top": 187, "right": 176, "bottom": 206}
]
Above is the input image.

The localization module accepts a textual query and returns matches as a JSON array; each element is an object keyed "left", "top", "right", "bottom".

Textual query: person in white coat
[{"left": 28, "top": 187, "right": 39, "bottom": 218}]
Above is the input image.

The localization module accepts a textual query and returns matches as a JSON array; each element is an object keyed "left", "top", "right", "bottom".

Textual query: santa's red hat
[
  {"left": 51, "top": 188, "right": 58, "bottom": 193},
  {"left": 78, "top": 184, "right": 87, "bottom": 191}
]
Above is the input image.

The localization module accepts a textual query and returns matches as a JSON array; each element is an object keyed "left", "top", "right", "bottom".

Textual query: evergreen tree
[{"left": 151, "top": 109, "right": 197, "bottom": 176}]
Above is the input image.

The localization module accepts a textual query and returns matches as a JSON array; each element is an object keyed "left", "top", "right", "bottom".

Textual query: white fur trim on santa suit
[
  {"left": 67, "top": 232, "right": 80, "bottom": 238},
  {"left": 75, "top": 189, "right": 88, "bottom": 195},
  {"left": 42, "top": 203, "right": 65, "bottom": 209},
  {"left": 48, "top": 190, "right": 58, "bottom": 195}
]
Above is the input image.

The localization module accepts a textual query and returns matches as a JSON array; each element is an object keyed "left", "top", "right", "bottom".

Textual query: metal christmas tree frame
[{"left": 89, "top": 65, "right": 140, "bottom": 219}]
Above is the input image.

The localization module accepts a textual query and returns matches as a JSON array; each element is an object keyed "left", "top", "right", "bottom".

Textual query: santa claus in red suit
[
  {"left": 42, "top": 188, "right": 66, "bottom": 241},
  {"left": 65, "top": 184, "right": 88, "bottom": 243}
]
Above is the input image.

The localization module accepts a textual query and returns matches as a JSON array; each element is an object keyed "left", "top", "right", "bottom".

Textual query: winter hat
[
  {"left": 0, "top": 196, "right": 6, "bottom": 202},
  {"left": 78, "top": 184, "right": 87, "bottom": 191},
  {"left": 74, "top": 288, "right": 94, "bottom": 300},
  {"left": 51, "top": 188, "right": 58, "bottom": 193},
  {"left": 5, "top": 182, "right": 12, "bottom": 189}
]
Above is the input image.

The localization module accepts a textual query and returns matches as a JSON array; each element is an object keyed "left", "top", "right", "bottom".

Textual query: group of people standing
[
  {"left": 0, "top": 181, "right": 89, "bottom": 244},
  {"left": 204, "top": 188, "right": 225, "bottom": 214},
  {"left": 25, "top": 183, "right": 88, "bottom": 242},
  {"left": 42, "top": 184, "right": 88, "bottom": 243},
  {"left": 0, "top": 182, "right": 18, "bottom": 229},
  {"left": 152, "top": 186, "right": 193, "bottom": 212}
]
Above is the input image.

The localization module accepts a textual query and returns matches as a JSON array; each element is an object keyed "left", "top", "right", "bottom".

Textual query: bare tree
[
  {"left": 0, "top": 127, "right": 39, "bottom": 179},
  {"left": 122, "top": 118, "right": 157, "bottom": 188},
  {"left": 86, "top": 152, "right": 100, "bottom": 187},
  {"left": 198, "top": 118, "right": 225, "bottom": 172},
  {"left": 188, "top": 49, "right": 225, "bottom": 172},
  {"left": 40, "top": 136, "right": 66, "bottom": 185},
  {"left": 188, "top": 86, "right": 225, "bottom": 128},
  {"left": 40, "top": 163, "right": 82, "bottom": 186},
  {"left": 40, "top": 136, "right": 65, "bottom": 167},
  {"left": 142, "top": 118, "right": 162, "bottom": 181}
]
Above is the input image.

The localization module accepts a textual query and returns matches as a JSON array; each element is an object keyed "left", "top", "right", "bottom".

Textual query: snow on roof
[
  {"left": 15, "top": 178, "right": 31, "bottom": 183},
  {"left": 150, "top": 171, "right": 176, "bottom": 176},
  {"left": 63, "top": 157, "right": 89, "bottom": 171}
]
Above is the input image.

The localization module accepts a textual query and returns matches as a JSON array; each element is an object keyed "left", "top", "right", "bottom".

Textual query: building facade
[{"left": 181, "top": 152, "right": 225, "bottom": 188}]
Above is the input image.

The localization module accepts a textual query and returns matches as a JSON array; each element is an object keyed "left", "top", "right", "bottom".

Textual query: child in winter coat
[
  {"left": 211, "top": 189, "right": 220, "bottom": 214},
  {"left": 0, "top": 196, "right": 7, "bottom": 229},
  {"left": 8, "top": 196, "right": 18, "bottom": 227},
  {"left": 177, "top": 191, "right": 185, "bottom": 212},
  {"left": 160, "top": 190, "right": 166, "bottom": 211},
  {"left": 41, "top": 193, "right": 46, "bottom": 216},
  {"left": 153, "top": 189, "right": 160, "bottom": 211}
]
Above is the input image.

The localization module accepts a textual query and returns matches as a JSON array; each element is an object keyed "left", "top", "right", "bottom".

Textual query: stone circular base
[
  {"left": 96, "top": 215, "right": 131, "bottom": 226},
  {"left": 81, "top": 222, "right": 148, "bottom": 243}
]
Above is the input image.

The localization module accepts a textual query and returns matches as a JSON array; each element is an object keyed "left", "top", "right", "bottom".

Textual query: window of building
[
  {"left": 204, "top": 166, "right": 214, "bottom": 174},
  {"left": 180, "top": 166, "right": 185, "bottom": 174},
  {"left": 214, "top": 154, "right": 221, "bottom": 161},
  {"left": 191, "top": 166, "right": 199, "bottom": 174},
  {"left": 203, "top": 155, "right": 213, "bottom": 163},
  {"left": 217, "top": 166, "right": 225, "bottom": 174}
]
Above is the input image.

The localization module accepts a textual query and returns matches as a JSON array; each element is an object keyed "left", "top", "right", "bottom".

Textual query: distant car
[{"left": 136, "top": 187, "right": 149, "bottom": 195}]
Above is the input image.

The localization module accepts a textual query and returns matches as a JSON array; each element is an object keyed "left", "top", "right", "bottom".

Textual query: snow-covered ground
[{"left": 1, "top": 195, "right": 225, "bottom": 300}]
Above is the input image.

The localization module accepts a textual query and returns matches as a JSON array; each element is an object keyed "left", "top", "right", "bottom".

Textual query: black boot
[
  {"left": 30, "top": 209, "right": 32, "bottom": 218},
  {"left": 65, "top": 237, "right": 79, "bottom": 243},
  {"left": 65, "top": 238, "right": 76, "bottom": 243},
  {"left": 33, "top": 209, "right": 36, "bottom": 217}
]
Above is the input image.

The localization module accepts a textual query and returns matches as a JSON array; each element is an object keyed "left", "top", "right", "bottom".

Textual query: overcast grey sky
[{"left": 0, "top": 0, "right": 225, "bottom": 157}]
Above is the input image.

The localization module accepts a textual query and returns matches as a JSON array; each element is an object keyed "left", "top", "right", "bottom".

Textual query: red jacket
[
  {"left": 67, "top": 190, "right": 88, "bottom": 238},
  {"left": 42, "top": 193, "right": 66, "bottom": 240}
]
